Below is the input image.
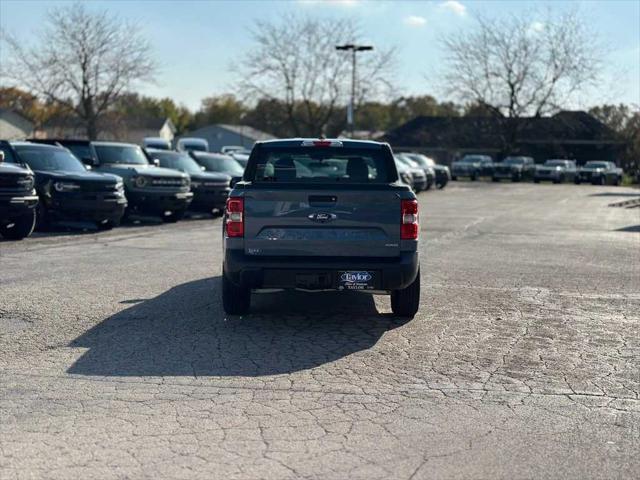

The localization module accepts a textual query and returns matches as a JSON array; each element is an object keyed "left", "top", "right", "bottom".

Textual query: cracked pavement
[{"left": 1, "top": 182, "right": 638, "bottom": 479}]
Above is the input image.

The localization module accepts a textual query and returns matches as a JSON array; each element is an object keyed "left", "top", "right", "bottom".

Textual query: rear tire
[
  {"left": 437, "top": 180, "right": 448, "bottom": 189},
  {"left": 451, "top": 175, "right": 457, "bottom": 181},
  {"left": 534, "top": 179, "right": 540, "bottom": 184},
  {"left": 390, "top": 268, "right": 420, "bottom": 318},
  {"left": 492, "top": 177, "right": 499, "bottom": 182},
  {"left": 0, "top": 209, "right": 36, "bottom": 240},
  {"left": 470, "top": 174, "right": 477, "bottom": 181},
  {"left": 222, "top": 269, "right": 251, "bottom": 315}
]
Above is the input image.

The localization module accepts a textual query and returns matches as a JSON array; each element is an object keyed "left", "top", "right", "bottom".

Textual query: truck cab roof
[{"left": 255, "top": 138, "right": 390, "bottom": 149}]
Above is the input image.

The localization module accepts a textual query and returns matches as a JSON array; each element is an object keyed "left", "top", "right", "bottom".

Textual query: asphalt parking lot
[{"left": 1, "top": 182, "right": 638, "bottom": 479}]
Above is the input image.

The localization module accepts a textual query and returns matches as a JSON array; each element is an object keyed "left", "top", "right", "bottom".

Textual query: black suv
[
  {"left": 34, "top": 139, "right": 194, "bottom": 222},
  {"left": 0, "top": 147, "right": 38, "bottom": 240},
  {"left": 5, "top": 142, "right": 127, "bottom": 230},
  {"left": 146, "top": 149, "right": 231, "bottom": 214},
  {"left": 91, "top": 142, "right": 193, "bottom": 222}
]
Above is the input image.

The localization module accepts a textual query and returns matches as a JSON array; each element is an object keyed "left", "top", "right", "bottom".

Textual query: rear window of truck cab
[{"left": 249, "top": 146, "right": 393, "bottom": 184}]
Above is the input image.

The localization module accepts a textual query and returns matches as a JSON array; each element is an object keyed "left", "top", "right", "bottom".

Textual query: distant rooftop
[{"left": 383, "top": 111, "right": 622, "bottom": 148}]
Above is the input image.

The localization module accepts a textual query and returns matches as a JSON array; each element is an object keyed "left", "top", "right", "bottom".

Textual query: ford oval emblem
[{"left": 308, "top": 212, "right": 337, "bottom": 223}]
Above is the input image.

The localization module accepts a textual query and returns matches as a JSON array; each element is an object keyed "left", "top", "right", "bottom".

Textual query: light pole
[{"left": 335, "top": 44, "right": 373, "bottom": 138}]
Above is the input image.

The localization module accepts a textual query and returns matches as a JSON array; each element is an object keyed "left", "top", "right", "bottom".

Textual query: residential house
[
  {"left": 36, "top": 115, "right": 175, "bottom": 145},
  {"left": 0, "top": 109, "right": 33, "bottom": 139}
]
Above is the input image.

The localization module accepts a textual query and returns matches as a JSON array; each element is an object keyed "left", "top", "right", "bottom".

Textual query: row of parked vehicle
[
  {"left": 450, "top": 155, "right": 625, "bottom": 185},
  {"left": 143, "top": 136, "right": 251, "bottom": 167},
  {"left": 393, "top": 152, "right": 451, "bottom": 192},
  {"left": 0, "top": 138, "right": 248, "bottom": 240}
]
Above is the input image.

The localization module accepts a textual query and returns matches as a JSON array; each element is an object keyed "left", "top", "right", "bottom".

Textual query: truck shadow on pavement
[{"left": 67, "top": 277, "right": 409, "bottom": 377}]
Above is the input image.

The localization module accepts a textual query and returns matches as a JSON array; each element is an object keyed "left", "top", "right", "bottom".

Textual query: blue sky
[{"left": 1, "top": 0, "right": 639, "bottom": 111}]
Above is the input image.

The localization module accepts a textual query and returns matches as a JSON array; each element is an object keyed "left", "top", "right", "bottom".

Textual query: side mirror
[
  {"left": 0, "top": 151, "right": 4, "bottom": 164},
  {"left": 201, "top": 166, "right": 206, "bottom": 171},
  {"left": 85, "top": 164, "right": 92, "bottom": 171},
  {"left": 152, "top": 159, "right": 160, "bottom": 167},
  {"left": 82, "top": 156, "right": 98, "bottom": 167}
]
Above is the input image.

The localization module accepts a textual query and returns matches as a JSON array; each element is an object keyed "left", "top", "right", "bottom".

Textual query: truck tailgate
[{"left": 243, "top": 188, "right": 401, "bottom": 257}]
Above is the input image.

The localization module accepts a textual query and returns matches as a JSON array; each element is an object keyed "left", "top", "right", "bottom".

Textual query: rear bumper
[{"left": 224, "top": 249, "right": 420, "bottom": 292}]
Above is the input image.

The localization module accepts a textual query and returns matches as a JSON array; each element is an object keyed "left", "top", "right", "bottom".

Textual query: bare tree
[
  {"left": 442, "top": 9, "right": 602, "bottom": 152},
  {"left": 237, "top": 15, "right": 396, "bottom": 136},
  {"left": 1, "top": 3, "right": 157, "bottom": 139}
]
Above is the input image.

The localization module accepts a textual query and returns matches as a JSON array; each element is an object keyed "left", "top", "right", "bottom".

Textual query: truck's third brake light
[
  {"left": 401, "top": 199, "right": 419, "bottom": 240},
  {"left": 226, "top": 197, "right": 244, "bottom": 237},
  {"left": 301, "top": 140, "right": 344, "bottom": 148}
]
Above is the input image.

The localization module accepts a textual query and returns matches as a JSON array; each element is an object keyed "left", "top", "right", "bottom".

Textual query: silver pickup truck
[{"left": 221, "top": 139, "right": 421, "bottom": 317}]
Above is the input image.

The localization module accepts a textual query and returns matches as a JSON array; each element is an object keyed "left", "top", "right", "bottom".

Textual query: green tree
[
  {"left": 193, "top": 95, "right": 246, "bottom": 128},
  {"left": 243, "top": 98, "right": 289, "bottom": 137},
  {"left": 111, "top": 93, "right": 193, "bottom": 135}
]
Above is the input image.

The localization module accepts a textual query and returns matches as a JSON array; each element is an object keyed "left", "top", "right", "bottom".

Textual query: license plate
[{"left": 338, "top": 271, "right": 375, "bottom": 291}]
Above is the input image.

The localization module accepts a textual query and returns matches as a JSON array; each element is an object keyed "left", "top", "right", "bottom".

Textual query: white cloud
[
  {"left": 528, "top": 21, "right": 545, "bottom": 33},
  {"left": 404, "top": 15, "right": 427, "bottom": 27},
  {"left": 439, "top": 1, "right": 467, "bottom": 17}
]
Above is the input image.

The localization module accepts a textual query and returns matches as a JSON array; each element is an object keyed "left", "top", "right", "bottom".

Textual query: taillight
[
  {"left": 401, "top": 199, "right": 419, "bottom": 240},
  {"left": 226, "top": 197, "right": 244, "bottom": 237}
]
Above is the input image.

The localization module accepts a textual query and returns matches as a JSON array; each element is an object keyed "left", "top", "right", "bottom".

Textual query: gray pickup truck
[{"left": 221, "top": 139, "right": 421, "bottom": 317}]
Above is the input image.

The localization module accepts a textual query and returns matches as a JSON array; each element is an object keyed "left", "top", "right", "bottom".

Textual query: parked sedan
[
  {"left": 7, "top": 142, "right": 127, "bottom": 230},
  {"left": 576, "top": 161, "right": 623, "bottom": 185},
  {"left": 534, "top": 159, "right": 578, "bottom": 184},
  {"left": 395, "top": 155, "right": 428, "bottom": 192},
  {"left": 394, "top": 156, "right": 422, "bottom": 192},
  {"left": 147, "top": 149, "right": 231, "bottom": 214},
  {"left": 492, "top": 156, "right": 536, "bottom": 182},
  {"left": 401, "top": 152, "right": 450, "bottom": 189},
  {"left": 189, "top": 151, "right": 245, "bottom": 186},
  {"left": 451, "top": 155, "right": 493, "bottom": 181},
  {"left": 396, "top": 153, "right": 435, "bottom": 190}
]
